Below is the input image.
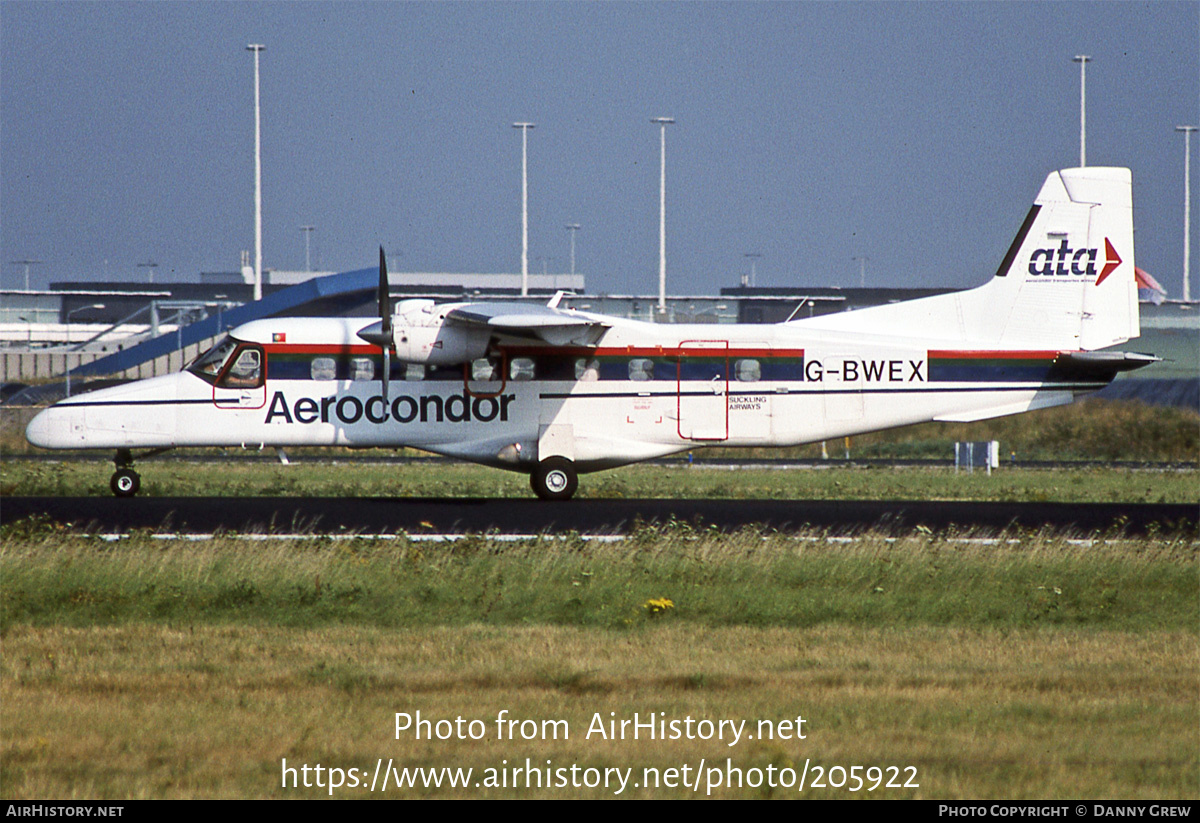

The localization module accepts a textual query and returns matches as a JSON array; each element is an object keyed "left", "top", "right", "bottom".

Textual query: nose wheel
[
  {"left": 110, "top": 449, "right": 140, "bottom": 497},
  {"left": 530, "top": 457, "right": 578, "bottom": 501},
  {"left": 110, "top": 467, "right": 141, "bottom": 497}
]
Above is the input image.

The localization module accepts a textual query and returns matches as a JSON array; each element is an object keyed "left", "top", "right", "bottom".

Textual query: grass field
[
  {"left": 3, "top": 459, "right": 1199, "bottom": 504},
  {"left": 1, "top": 528, "right": 1196, "bottom": 799},
  {"left": 2, "top": 397, "right": 1196, "bottom": 799}
]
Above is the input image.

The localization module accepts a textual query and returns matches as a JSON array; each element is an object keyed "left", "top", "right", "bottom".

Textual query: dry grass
[
  {"left": 2, "top": 623, "right": 1195, "bottom": 799},
  {"left": 3, "top": 525, "right": 1194, "bottom": 799}
]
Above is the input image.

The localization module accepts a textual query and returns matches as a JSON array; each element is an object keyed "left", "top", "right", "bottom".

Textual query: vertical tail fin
[
  {"left": 791, "top": 167, "right": 1139, "bottom": 350},
  {"left": 991, "top": 166, "right": 1138, "bottom": 349}
]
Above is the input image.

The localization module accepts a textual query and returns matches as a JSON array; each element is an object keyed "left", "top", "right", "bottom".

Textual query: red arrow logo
[{"left": 1095, "top": 238, "right": 1122, "bottom": 286}]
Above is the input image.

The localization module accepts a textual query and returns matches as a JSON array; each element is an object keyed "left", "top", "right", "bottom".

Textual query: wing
[{"left": 443, "top": 302, "right": 609, "bottom": 347}]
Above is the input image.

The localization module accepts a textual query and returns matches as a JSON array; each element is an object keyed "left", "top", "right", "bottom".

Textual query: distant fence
[
  {"left": 2, "top": 350, "right": 103, "bottom": 382},
  {"left": 1, "top": 336, "right": 220, "bottom": 384}
]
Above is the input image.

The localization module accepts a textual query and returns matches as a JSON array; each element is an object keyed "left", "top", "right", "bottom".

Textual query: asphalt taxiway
[{"left": 3, "top": 497, "right": 1194, "bottom": 536}]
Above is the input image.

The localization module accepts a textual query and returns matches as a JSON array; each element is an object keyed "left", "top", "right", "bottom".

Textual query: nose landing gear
[
  {"left": 110, "top": 449, "right": 140, "bottom": 498},
  {"left": 111, "top": 468, "right": 141, "bottom": 497}
]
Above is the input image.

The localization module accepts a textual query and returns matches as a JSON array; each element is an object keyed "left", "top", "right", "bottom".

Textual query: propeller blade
[
  {"left": 383, "top": 347, "right": 391, "bottom": 405},
  {"left": 378, "top": 246, "right": 393, "bottom": 403},
  {"left": 379, "top": 246, "right": 393, "bottom": 337}
]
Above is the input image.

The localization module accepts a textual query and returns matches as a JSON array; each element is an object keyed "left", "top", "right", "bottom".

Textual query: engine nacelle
[
  {"left": 358, "top": 300, "right": 491, "bottom": 366},
  {"left": 393, "top": 323, "right": 490, "bottom": 366}
]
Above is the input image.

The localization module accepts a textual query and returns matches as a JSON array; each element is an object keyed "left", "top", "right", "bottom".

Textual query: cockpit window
[
  {"left": 186, "top": 336, "right": 265, "bottom": 388},
  {"left": 187, "top": 336, "right": 239, "bottom": 384},
  {"left": 219, "top": 347, "right": 263, "bottom": 388}
]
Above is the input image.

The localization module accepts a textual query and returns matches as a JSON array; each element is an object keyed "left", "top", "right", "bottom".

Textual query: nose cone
[
  {"left": 23, "top": 372, "right": 183, "bottom": 450},
  {"left": 25, "top": 407, "right": 59, "bottom": 449}
]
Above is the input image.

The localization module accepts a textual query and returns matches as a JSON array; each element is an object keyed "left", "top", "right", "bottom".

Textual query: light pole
[
  {"left": 651, "top": 117, "right": 674, "bottom": 315},
  {"left": 743, "top": 253, "right": 762, "bottom": 288},
  {"left": 1178, "top": 125, "right": 1197, "bottom": 303},
  {"left": 513, "top": 122, "right": 535, "bottom": 296},
  {"left": 300, "top": 225, "right": 315, "bottom": 271},
  {"left": 64, "top": 303, "right": 104, "bottom": 397},
  {"left": 137, "top": 261, "right": 159, "bottom": 284},
  {"left": 10, "top": 259, "right": 42, "bottom": 291},
  {"left": 65, "top": 303, "right": 105, "bottom": 345},
  {"left": 566, "top": 224, "right": 581, "bottom": 276},
  {"left": 248, "top": 44, "right": 266, "bottom": 301},
  {"left": 853, "top": 255, "right": 868, "bottom": 288},
  {"left": 1073, "top": 55, "right": 1091, "bottom": 167}
]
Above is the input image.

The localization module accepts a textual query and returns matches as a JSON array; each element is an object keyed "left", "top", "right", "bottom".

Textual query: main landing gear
[
  {"left": 530, "top": 457, "right": 578, "bottom": 501},
  {"left": 110, "top": 449, "right": 140, "bottom": 497}
]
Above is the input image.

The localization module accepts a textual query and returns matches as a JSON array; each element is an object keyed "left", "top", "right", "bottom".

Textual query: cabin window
[
  {"left": 510, "top": 357, "right": 535, "bottom": 381},
  {"left": 218, "top": 346, "right": 264, "bottom": 388},
  {"left": 471, "top": 358, "right": 500, "bottom": 382},
  {"left": 628, "top": 358, "right": 655, "bottom": 381},
  {"left": 734, "top": 359, "right": 761, "bottom": 382},
  {"left": 310, "top": 357, "right": 337, "bottom": 381},
  {"left": 350, "top": 357, "right": 375, "bottom": 381},
  {"left": 575, "top": 358, "right": 600, "bottom": 381}
]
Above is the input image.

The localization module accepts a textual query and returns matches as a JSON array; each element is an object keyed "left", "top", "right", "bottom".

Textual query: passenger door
[{"left": 676, "top": 340, "right": 729, "bottom": 441}]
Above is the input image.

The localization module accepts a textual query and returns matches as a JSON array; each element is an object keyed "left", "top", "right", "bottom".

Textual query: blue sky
[{"left": 2, "top": 1, "right": 1196, "bottom": 298}]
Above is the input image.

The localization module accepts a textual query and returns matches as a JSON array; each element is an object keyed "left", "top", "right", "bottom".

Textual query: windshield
[{"left": 186, "top": 336, "right": 239, "bottom": 383}]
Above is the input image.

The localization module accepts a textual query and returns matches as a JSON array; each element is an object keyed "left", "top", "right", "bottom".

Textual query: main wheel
[
  {"left": 531, "top": 457, "right": 578, "bottom": 501},
  {"left": 110, "top": 468, "right": 141, "bottom": 498}
]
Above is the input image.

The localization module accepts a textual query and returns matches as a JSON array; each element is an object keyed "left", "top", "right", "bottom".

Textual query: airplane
[{"left": 26, "top": 166, "right": 1157, "bottom": 500}]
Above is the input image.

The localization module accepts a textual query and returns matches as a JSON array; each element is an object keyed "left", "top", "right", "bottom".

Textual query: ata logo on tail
[{"left": 1028, "top": 238, "right": 1122, "bottom": 284}]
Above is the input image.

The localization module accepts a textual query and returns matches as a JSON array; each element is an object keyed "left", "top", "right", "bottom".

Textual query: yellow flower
[{"left": 643, "top": 597, "right": 675, "bottom": 617}]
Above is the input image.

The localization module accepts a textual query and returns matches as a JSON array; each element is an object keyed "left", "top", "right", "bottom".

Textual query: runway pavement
[{"left": 3, "top": 496, "right": 1195, "bottom": 536}]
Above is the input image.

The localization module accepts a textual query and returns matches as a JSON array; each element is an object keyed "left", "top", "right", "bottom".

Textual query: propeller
[
  {"left": 356, "top": 246, "right": 394, "bottom": 402},
  {"left": 378, "top": 246, "right": 392, "bottom": 403}
]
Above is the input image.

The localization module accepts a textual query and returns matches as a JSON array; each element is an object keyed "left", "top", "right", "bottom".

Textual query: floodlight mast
[
  {"left": 10, "top": 260, "right": 42, "bottom": 291},
  {"left": 744, "top": 252, "right": 761, "bottom": 287},
  {"left": 513, "top": 123, "right": 536, "bottom": 297},
  {"left": 300, "top": 225, "right": 315, "bottom": 271},
  {"left": 64, "top": 303, "right": 104, "bottom": 397},
  {"left": 1178, "top": 125, "right": 1197, "bottom": 303},
  {"left": 651, "top": 117, "right": 674, "bottom": 315},
  {"left": 852, "top": 255, "right": 868, "bottom": 288},
  {"left": 566, "top": 224, "right": 581, "bottom": 275},
  {"left": 1072, "top": 55, "right": 1091, "bottom": 167},
  {"left": 248, "top": 44, "right": 266, "bottom": 301}
]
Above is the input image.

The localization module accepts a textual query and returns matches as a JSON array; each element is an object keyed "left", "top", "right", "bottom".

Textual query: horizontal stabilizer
[{"left": 1054, "top": 351, "right": 1159, "bottom": 372}]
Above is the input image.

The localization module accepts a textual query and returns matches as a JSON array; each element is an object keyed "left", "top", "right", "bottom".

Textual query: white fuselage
[{"left": 25, "top": 313, "right": 1104, "bottom": 473}]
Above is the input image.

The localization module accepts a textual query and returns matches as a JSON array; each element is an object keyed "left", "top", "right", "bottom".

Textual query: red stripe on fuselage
[{"left": 263, "top": 343, "right": 379, "bottom": 355}]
